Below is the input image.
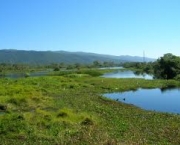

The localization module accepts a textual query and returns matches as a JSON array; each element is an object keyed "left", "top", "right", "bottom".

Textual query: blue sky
[{"left": 0, "top": 0, "right": 180, "bottom": 58}]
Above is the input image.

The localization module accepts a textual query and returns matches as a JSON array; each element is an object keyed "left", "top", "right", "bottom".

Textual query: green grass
[{"left": 0, "top": 72, "right": 180, "bottom": 144}]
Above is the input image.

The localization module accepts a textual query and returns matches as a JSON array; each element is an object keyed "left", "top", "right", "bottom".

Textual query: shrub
[{"left": 175, "top": 74, "right": 180, "bottom": 81}]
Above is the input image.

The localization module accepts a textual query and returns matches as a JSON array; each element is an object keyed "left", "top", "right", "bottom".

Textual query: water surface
[
  {"left": 102, "top": 70, "right": 153, "bottom": 80},
  {"left": 104, "top": 88, "right": 180, "bottom": 114},
  {"left": 99, "top": 66, "right": 123, "bottom": 70}
]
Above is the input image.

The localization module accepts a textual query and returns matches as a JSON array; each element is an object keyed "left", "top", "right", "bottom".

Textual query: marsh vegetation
[{"left": 1, "top": 56, "right": 180, "bottom": 144}]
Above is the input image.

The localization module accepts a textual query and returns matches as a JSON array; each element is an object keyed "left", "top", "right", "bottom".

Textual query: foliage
[
  {"left": 77, "top": 69, "right": 103, "bottom": 77},
  {"left": 122, "top": 62, "right": 154, "bottom": 75},
  {"left": 175, "top": 74, "right": 180, "bottom": 81},
  {"left": 123, "top": 53, "right": 180, "bottom": 80},
  {"left": 154, "top": 53, "right": 180, "bottom": 79}
]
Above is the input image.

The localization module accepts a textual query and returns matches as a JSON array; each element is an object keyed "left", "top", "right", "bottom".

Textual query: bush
[
  {"left": 54, "top": 67, "right": 60, "bottom": 71},
  {"left": 175, "top": 74, "right": 180, "bottom": 81}
]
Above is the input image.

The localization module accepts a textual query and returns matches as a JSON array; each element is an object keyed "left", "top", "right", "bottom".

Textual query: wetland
[
  {"left": 104, "top": 88, "right": 180, "bottom": 114},
  {"left": 1, "top": 68, "right": 180, "bottom": 144}
]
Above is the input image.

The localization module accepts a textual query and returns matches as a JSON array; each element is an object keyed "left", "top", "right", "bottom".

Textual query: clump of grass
[
  {"left": 67, "top": 73, "right": 90, "bottom": 78},
  {"left": 49, "top": 69, "right": 103, "bottom": 77},
  {"left": 55, "top": 108, "right": 96, "bottom": 126},
  {"left": 8, "top": 96, "right": 27, "bottom": 106},
  {"left": 0, "top": 113, "right": 27, "bottom": 136},
  {"left": 56, "top": 108, "right": 81, "bottom": 122},
  {"left": 57, "top": 111, "right": 68, "bottom": 118},
  {"left": 77, "top": 69, "right": 103, "bottom": 77},
  {"left": 81, "top": 117, "right": 94, "bottom": 125}
]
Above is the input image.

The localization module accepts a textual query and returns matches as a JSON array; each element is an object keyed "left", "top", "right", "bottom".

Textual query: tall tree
[{"left": 154, "top": 53, "right": 180, "bottom": 79}]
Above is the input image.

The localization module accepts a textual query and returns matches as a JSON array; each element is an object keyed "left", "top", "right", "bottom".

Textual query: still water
[
  {"left": 104, "top": 88, "right": 180, "bottom": 114},
  {"left": 102, "top": 70, "right": 153, "bottom": 80},
  {"left": 99, "top": 67, "right": 123, "bottom": 70}
]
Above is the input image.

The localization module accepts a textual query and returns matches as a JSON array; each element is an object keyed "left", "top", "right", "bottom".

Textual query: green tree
[
  {"left": 74, "top": 63, "right": 81, "bottom": 70},
  {"left": 103, "top": 61, "right": 115, "bottom": 67},
  {"left": 93, "top": 60, "right": 102, "bottom": 67},
  {"left": 154, "top": 53, "right": 180, "bottom": 79}
]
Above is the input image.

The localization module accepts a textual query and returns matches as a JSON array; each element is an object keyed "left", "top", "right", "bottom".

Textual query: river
[
  {"left": 104, "top": 88, "right": 180, "bottom": 114},
  {"left": 102, "top": 70, "right": 153, "bottom": 80}
]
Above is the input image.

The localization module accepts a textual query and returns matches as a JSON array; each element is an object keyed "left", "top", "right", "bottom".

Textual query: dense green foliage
[
  {"left": 122, "top": 62, "right": 154, "bottom": 74},
  {"left": 1, "top": 69, "right": 180, "bottom": 144},
  {"left": 154, "top": 53, "right": 180, "bottom": 79},
  {"left": 123, "top": 53, "right": 180, "bottom": 80}
]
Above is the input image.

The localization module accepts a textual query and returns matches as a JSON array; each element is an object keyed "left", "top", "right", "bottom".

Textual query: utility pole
[{"left": 143, "top": 51, "right": 145, "bottom": 63}]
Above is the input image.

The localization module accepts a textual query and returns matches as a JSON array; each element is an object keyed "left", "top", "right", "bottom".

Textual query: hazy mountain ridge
[{"left": 0, "top": 50, "right": 155, "bottom": 64}]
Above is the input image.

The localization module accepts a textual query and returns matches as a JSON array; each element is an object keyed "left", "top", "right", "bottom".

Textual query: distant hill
[{"left": 0, "top": 49, "right": 155, "bottom": 64}]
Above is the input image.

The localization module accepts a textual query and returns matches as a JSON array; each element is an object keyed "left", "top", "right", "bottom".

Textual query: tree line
[
  {"left": 1, "top": 53, "right": 180, "bottom": 80},
  {"left": 123, "top": 53, "right": 180, "bottom": 80},
  {"left": 0, "top": 61, "right": 121, "bottom": 73}
]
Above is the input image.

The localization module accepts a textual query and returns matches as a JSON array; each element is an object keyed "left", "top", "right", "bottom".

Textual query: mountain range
[{"left": 0, "top": 49, "right": 155, "bottom": 64}]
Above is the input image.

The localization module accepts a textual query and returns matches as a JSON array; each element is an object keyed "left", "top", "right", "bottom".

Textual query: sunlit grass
[{"left": 0, "top": 72, "right": 180, "bottom": 144}]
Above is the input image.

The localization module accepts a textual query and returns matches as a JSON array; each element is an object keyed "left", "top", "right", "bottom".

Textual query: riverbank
[{"left": 1, "top": 73, "right": 180, "bottom": 144}]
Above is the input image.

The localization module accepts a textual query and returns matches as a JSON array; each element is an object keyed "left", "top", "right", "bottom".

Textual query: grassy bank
[{"left": 1, "top": 73, "right": 180, "bottom": 144}]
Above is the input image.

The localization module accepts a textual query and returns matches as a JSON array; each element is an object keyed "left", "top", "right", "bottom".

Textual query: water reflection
[
  {"left": 159, "top": 85, "right": 180, "bottom": 93},
  {"left": 102, "top": 70, "right": 153, "bottom": 80},
  {"left": 99, "top": 67, "right": 123, "bottom": 70},
  {"left": 104, "top": 88, "right": 180, "bottom": 114}
]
